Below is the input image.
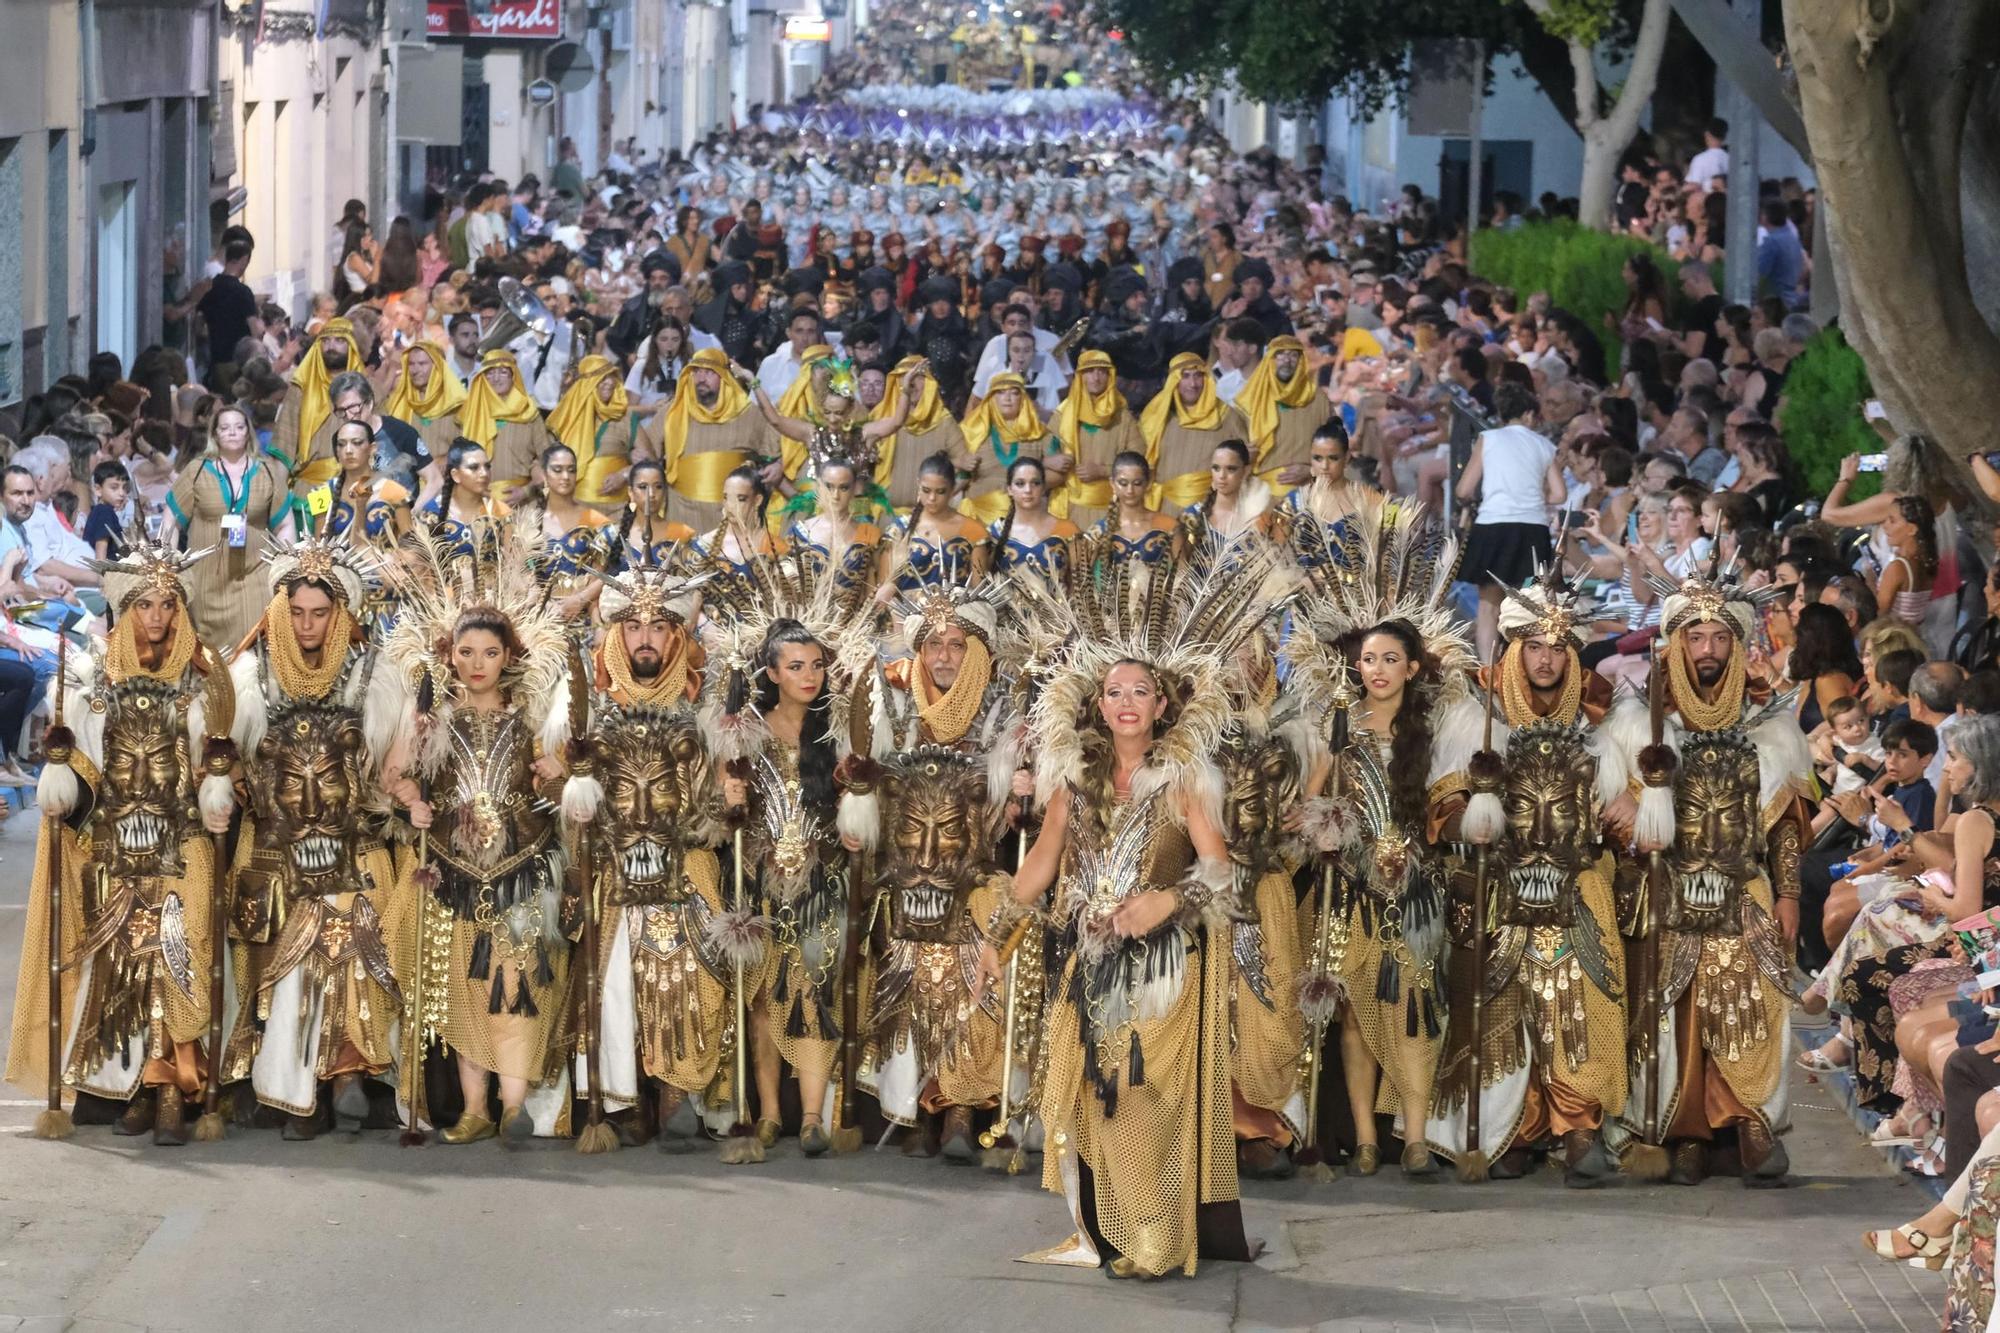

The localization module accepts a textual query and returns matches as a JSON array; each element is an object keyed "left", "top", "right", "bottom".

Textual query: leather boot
[
  {"left": 113, "top": 1090, "right": 156, "bottom": 1137},
  {"left": 282, "top": 1110, "right": 321, "bottom": 1142},
  {"left": 940, "top": 1106, "right": 976, "bottom": 1163},
  {"left": 1562, "top": 1129, "right": 1613, "bottom": 1189},
  {"left": 152, "top": 1086, "right": 189, "bottom": 1147},
  {"left": 1487, "top": 1145, "right": 1536, "bottom": 1180},
  {"left": 71, "top": 1091, "right": 125, "bottom": 1126},
  {"left": 1738, "top": 1118, "right": 1790, "bottom": 1188},
  {"left": 1237, "top": 1137, "right": 1297, "bottom": 1181},
  {"left": 1665, "top": 1137, "right": 1707, "bottom": 1186},
  {"left": 902, "top": 1113, "right": 942, "bottom": 1158}
]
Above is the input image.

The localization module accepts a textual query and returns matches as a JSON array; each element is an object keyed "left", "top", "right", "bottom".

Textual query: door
[{"left": 96, "top": 180, "right": 137, "bottom": 372}]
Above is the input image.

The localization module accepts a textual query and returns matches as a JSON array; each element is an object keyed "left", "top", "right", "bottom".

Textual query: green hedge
[
  {"left": 1779, "top": 326, "right": 1878, "bottom": 500},
  {"left": 1469, "top": 221, "right": 1685, "bottom": 352}
]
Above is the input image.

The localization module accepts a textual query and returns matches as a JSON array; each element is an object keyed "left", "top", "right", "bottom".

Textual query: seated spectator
[{"left": 1791, "top": 602, "right": 1862, "bottom": 736}]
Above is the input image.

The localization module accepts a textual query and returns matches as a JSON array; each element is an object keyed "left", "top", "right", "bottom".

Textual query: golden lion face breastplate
[
  {"left": 877, "top": 746, "right": 989, "bottom": 944},
  {"left": 1218, "top": 725, "right": 1299, "bottom": 877},
  {"left": 595, "top": 702, "right": 712, "bottom": 904},
  {"left": 95, "top": 675, "right": 197, "bottom": 879},
  {"left": 1668, "top": 730, "right": 1763, "bottom": 933},
  {"left": 254, "top": 702, "right": 369, "bottom": 897},
  {"left": 1495, "top": 720, "right": 1598, "bottom": 929}
]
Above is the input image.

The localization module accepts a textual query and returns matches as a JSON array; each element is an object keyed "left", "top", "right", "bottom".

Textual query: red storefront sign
[{"left": 427, "top": 0, "right": 562, "bottom": 40}]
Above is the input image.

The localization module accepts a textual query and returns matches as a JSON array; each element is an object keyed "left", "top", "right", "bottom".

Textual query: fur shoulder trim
[
  {"left": 1428, "top": 693, "right": 1498, "bottom": 792},
  {"left": 1747, "top": 705, "right": 1814, "bottom": 817},
  {"left": 539, "top": 673, "right": 572, "bottom": 758},
  {"left": 837, "top": 789, "right": 881, "bottom": 852},
  {"left": 228, "top": 650, "right": 267, "bottom": 758},
  {"left": 361, "top": 652, "right": 407, "bottom": 779}
]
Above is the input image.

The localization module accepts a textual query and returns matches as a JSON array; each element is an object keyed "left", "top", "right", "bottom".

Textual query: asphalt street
[{"left": 0, "top": 807, "right": 1949, "bottom": 1332}]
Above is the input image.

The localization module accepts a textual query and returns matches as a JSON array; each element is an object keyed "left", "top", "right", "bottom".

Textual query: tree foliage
[
  {"left": 1093, "top": 0, "right": 1645, "bottom": 127},
  {"left": 1779, "top": 327, "right": 1881, "bottom": 501}
]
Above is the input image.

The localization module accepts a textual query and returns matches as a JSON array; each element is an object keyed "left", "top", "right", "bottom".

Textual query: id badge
[{"left": 220, "top": 512, "right": 248, "bottom": 549}]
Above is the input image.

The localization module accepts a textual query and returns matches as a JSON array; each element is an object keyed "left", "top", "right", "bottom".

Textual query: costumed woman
[
  {"left": 610, "top": 458, "right": 696, "bottom": 573},
  {"left": 708, "top": 561, "right": 873, "bottom": 1157},
  {"left": 1179, "top": 439, "right": 1273, "bottom": 547},
  {"left": 1283, "top": 502, "right": 1476, "bottom": 1177},
  {"left": 880, "top": 452, "right": 989, "bottom": 596},
  {"left": 222, "top": 532, "right": 406, "bottom": 1139},
  {"left": 1093, "top": 451, "right": 1180, "bottom": 569},
  {"left": 420, "top": 439, "right": 512, "bottom": 566},
  {"left": 984, "top": 456, "right": 1080, "bottom": 584},
  {"left": 6, "top": 534, "right": 236, "bottom": 1145},
  {"left": 522, "top": 442, "right": 616, "bottom": 631},
  {"left": 380, "top": 520, "right": 575, "bottom": 1145},
  {"left": 781, "top": 453, "right": 882, "bottom": 591},
  {"left": 163, "top": 402, "right": 297, "bottom": 651},
  {"left": 688, "top": 467, "right": 793, "bottom": 613},
  {"left": 1279, "top": 420, "right": 1374, "bottom": 558},
  {"left": 954, "top": 372, "right": 1061, "bottom": 525},
  {"left": 322, "top": 416, "right": 413, "bottom": 551},
  {"left": 547, "top": 354, "right": 639, "bottom": 511},
  {"left": 749, "top": 353, "right": 914, "bottom": 517},
  {"left": 979, "top": 536, "right": 1292, "bottom": 1278},
  {"left": 1051, "top": 349, "right": 1142, "bottom": 529}
]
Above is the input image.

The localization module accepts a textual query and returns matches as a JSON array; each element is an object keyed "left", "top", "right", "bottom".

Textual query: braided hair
[
  {"left": 428, "top": 436, "right": 486, "bottom": 533},
  {"left": 1202, "top": 437, "right": 1252, "bottom": 519},
  {"left": 750, "top": 618, "right": 838, "bottom": 815},
  {"left": 616, "top": 457, "right": 669, "bottom": 563},
  {"left": 995, "top": 455, "right": 1045, "bottom": 561}
]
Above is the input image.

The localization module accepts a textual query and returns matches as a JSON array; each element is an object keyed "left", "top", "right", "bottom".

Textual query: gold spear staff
[
  {"left": 32, "top": 631, "right": 74, "bottom": 1140},
  {"left": 192, "top": 641, "right": 237, "bottom": 1142},
  {"left": 1295, "top": 664, "right": 1353, "bottom": 1183}
]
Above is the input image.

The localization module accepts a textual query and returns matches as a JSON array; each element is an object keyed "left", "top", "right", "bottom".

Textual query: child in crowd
[
  {"left": 1817, "top": 695, "right": 1887, "bottom": 795},
  {"left": 82, "top": 459, "right": 129, "bottom": 560}
]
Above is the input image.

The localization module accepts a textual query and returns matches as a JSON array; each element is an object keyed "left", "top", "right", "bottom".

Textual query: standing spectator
[
  {"left": 1455, "top": 382, "right": 1563, "bottom": 659},
  {"left": 160, "top": 402, "right": 295, "bottom": 649},
  {"left": 1755, "top": 199, "right": 1806, "bottom": 310},
  {"left": 197, "top": 240, "right": 261, "bottom": 383},
  {"left": 1684, "top": 118, "right": 1730, "bottom": 189}
]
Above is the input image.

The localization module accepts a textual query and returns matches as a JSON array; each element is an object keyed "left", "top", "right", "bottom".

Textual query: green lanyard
[{"left": 207, "top": 458, "right": 255, "bottom": 516}]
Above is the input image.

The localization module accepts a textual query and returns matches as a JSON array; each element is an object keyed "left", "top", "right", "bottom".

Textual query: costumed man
[
  {"left": 548, "top": 355, "right": 640, "bottom": 511},
  {"left": 913, "top": 275, "right": 974, "bottom": 410},
  {"left": 383, "top": 341, "right": 468, "bottom": 461},
  {"left": 879, "top": 355, "right": 956, "bottom": 512},
  {"left": 1140, "top": 353, "right": 1251, "bottom": 515},
  {"left": 1050, "top": 349, "right": 1142, "bottom": 528},
  {"left": 635, "top": 348, "right": 772, "bottom": 537},
  {"left": 1606, "top": 566, "right": 1808, "bottom": 1187},
  {"left": 1425, "top": 567, "right": 1631, "bottom": 1186},
  {"left": 953, "top": 372, "right": 1061, "bottom": 525},
  {"left": 843, "top": 576, "right": 1029, "bottom": 1160},
  {"left": 7, "top": 535, "right": 237, "bottom": 1145},
  {"left": 694, "top": 261, "right": 762, "bottom": 368},
  {"left": 1216, "top": 628, "right": 1318, "bottom": 1180},
  {"left": 1236, "top": 335, "right": 1331, "bottom": 501},
  {"left": 457, "top": 350, "right": 549, "bottom": 504},
  {"left": 221, "top": 533, "right": 407, "bottom": 1139},
  {"left": 563, "top": 563, "right": 762, "bottom": 1152},
  {"left": 277, "top": 319, "right": 365, "bottom": 490}
]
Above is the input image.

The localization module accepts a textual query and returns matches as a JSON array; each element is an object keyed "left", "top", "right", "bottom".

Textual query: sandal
[
  {"left": 1870, "top": 1116, "right": 1922, "bottom": 1148},
  {"left": 1863, "top": 1224, "right": 1950, "bottom": 1270},
  {"left": 1796, "top": 1043, "right": 1850, "bottom": 1073}
]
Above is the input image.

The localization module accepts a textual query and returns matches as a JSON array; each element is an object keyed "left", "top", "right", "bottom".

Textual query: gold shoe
[
  {"left": 1347, "top": 1143, "right": 1380, "bottom": 1177},
  {"left": 442, "top": 1113, "right": 497, "bottom": 1144},
  {"left": 753, "top": 1118, "right": 780, "bottom": 1148},
  {"left": 1105, "top": 1257, "right": 1154, "bottom": 1280}
]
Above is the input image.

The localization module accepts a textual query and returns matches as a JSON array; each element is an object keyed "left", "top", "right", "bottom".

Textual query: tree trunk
[
  {"left": 1781, "top": 0, "right": 2000, "bottom": 459},
  {"left": 1536, "top": 0, "right": 1673, "bottom": 228}
]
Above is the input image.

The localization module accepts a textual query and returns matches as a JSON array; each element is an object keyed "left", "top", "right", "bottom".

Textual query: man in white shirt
[
  {"left": 972, "top": 299, "right": 1073, "bottom": 393},
  {"left": 9, "top": 441, "right": 99, "bottom": 593},
  {"left": 756, "top": 305, "right": 843, "bottom": 401},
  {"left": 973, "top": 331, "right": 1065, "bottom": 412},
  {"left": 1210, "top": 317, "right": 1267, "bottom": 406},
  {"left": 1685, "top": 118, "right": 1730, "bottom": 189},
  {"left": 510, "top": 278, "right": 584, "bottom": 411}
]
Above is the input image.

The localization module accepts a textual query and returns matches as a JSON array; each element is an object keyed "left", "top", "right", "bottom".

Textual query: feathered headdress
[
  {"left": 597, "top": 564, "right": 714, "bottom": 626},
  {"left": 887, "top": 565, "right": 1011, "bottom": 655},
  {"left": 697, "top": 522, "right": 879, "bottom": 755},
  {"left": 379, "top": 522, "right": 573, "bottom": 774},
  {"left": 1279, "top": 494, "right": 1473, "bottom": 699},
  {"left": 1014, "top": 527, "right": 1298, "bottom": 829},
  {"left": 262, "top": 529, "right": 380, "bottom": 610},
  {"left": 1646, "top": 555, "right": 1786, "bottom": 641},
  {"left": 91, "top": 530, "right": 214, "bottom": 612},
  {"left": 1496, "top": 546, "right": 1583, "bottom": 650}
]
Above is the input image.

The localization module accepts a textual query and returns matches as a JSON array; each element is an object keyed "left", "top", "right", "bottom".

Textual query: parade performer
[
  {"left": 547, "top": 355, "right": 640, "bottom": 510},
  {"left": 276, "top": 318, "right": 363, "bottom": 487},
  {"left": 707, "top": 544, "right": 875, "bottom": 1156},
  {"left": 878, "top": 357, "right": 955, "bottom": 511},
  {"left": 750, "top": 353, "right": 915, "bottom": 515},
  {"left": 845, "top": 571, "right": 1028, "bottom": 1159},
  {"left": 522, "top": 443, "right": 617, "bottom": 631},
  {"left": 381, "top": 520, "right": 575, "bottom": 1146},
  {"left": 7, "top": 534, "right": 236, "bottom": 1146},
  {"left": 1177, "top": 440, "right": 1274, "bottom": 547},
  {"left": 1279, "top": 421, "right": 1375, "bottom": 558},
  {"left": 456, "top": 351, "right": 549, "bottom": 504},
  {"left": 1092, "top": 452, "right": 1181, "bottom": 569},
  {"left": 610, "top": 459, "right": 696, "bottom": 573},
  {"left": 323, "top": 417, "right": 414, "bottom": 551},
  {"left": 955, "top": 372, "right": 1060, "bottom": 524},
  {"left": 421, "top": 440, "right": 513, "bottom": 567},
  {"left": 636, "top": 348, "right": 773, "bottom": 536},
  {"left": 1051, "top": 349, "right": 1142, "bottom": 528},
  {"left": 1235, "top": 335, "right": 1330, "bottom": 500},
  {"left": 881, "top": 452, "right": 990, "bottom": 593},
  {"left": 383, "top": 340, "right": 469, "bottom": 461},
  {"left": 983, "top": 533, "right": 1293, "bottom": 1278},
  {"left": 984, "top": 457, "right": 1080, "bottom": 583},
  {"left": 1284, "top": 501, "right": 1475, "bottom": 1177},
  {"left": 561, "top": 562, "right": 760, "bottom": 1152},
  {"left": 1216, "top": 629, "right": 1318, "bottom": 1180},
  {"left": 1139, "top": 353, "right": 1250, "bottom": 515},
  {"left": 1425, "top": 566, "right": 1631, "bottom": 1187},
  {"left": 222, "top": 533, "right": 406, "bottom": 1140},
  {"left": 781, "top": 454, "right": 882, "bottom": 590},
  {"left": 1606, "top": 564, "right": 1809, "bottom": 1187}
]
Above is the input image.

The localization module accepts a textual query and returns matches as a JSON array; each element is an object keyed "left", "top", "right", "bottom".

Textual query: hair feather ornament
[
  {"left": 379, "top": 522, "right": 572, "bottom": 777},
  {"left": 1016, "top": 527, "right": 1298, "bottom": 829}
]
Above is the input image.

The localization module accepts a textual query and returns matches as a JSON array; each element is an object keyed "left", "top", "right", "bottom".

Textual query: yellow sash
[
  {"left": 1149, "top": 470, "right": 1210, "bottom": 511},
  {"left": 676, "top": 448, "right": 749, "bottom": 504},
  {"left": 960, "top": 489, "right": 1012, "bottom": 525},
  {"left": 295, "top": 457, "right": 341, "bottom": 491},
  {"left": 1256, "top": 467, "right": 1300, "bottom": 499}
]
